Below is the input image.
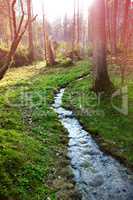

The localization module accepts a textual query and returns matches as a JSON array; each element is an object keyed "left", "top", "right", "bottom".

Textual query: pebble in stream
[{"left": 53, "top": 88, "right": 133, "bottom": 200}]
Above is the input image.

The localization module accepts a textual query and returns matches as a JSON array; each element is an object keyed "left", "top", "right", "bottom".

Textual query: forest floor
[
  {"left": 63, "top": 60, "right": 133, "bottom": 170},
  {"left": 0, "top": 60, "right": 133, "bottom": 200},
  {"left": 0, "top": 61, "right": 90, "bottom": 200}
]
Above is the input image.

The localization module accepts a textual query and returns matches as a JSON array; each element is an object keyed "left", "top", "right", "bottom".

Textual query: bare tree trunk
[
  {"left": 112, "top": 0, "right": 118, "bottom": 55},
  {"left": 72, "top": 0, "right": 76, "bottom": 61},
  {"left": 76, "top": 0, "right": 80, "bottom": 45},
  {"left": 121, "top": 0, "right": 131, "bottom": 85},
  {"left": 42, "top": 14, "right": 55, "bottom": 66},
  {"left": 27, "top": 0, "right": 34, "bottom": 60},
  {"left": 47, "top": 38, "right": 56, "bottom": 65},
  {"left": 76, "top": 0, "right": 81, "bottom": 59},
  {"left": 42, "top": 9, "right": 48, "bottom": 65},
  {"left": 92, "top": 0, "right": 112, "bottom": 93},
  {"left": 6, "top": 0, "right": 13, "bottom": 42}
]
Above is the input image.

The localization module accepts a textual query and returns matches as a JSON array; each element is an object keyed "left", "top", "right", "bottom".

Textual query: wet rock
[
  {"left": 60, "top": 165, "right": 74, "bottom": 179},
  {"left": 79, "top": 140, "right": 87, "bottom": 144},
  {"left": 53, "top": 104, "right": 60, "bottom": 109},
  {"left": 89, "top": 174, "right": 104, "bottom": 187},
  {"left": 92, "top": 191, "right": 97, "bottom": 196},
  {"left": 60, "top": 111, "right": 74, "bottom": 118},
  {"left": 80, "top": 161, "right": 91, "bottom": 169},
  {"left": 89, "top": 149, "right": 100, "bottom": 156},
  {"left": 82, "top": 150, "right": 91, "bottom": 155}
]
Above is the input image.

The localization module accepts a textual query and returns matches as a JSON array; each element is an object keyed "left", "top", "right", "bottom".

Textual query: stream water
[{"left": 53, "top": 88, "right": 133, "bottom": 200}]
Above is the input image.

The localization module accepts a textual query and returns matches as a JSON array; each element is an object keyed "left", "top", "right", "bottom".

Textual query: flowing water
[{"left": 53, "top": 88, "right": 133, "bottom": 200}]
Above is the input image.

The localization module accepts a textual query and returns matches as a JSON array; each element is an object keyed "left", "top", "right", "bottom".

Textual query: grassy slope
[
  {"left": 0, "top": 61, "right": 90, "bottom": 200},
  {"left": 63, "top": 61, "right": 133, "bottom": 169}
]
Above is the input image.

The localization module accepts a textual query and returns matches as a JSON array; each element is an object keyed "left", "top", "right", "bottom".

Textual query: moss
[{"left": 0, "top": 60, "right": 90, "bottom": 199}]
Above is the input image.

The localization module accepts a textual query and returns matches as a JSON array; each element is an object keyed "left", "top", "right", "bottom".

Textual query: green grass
[
  {"left": 1, "top": 59, "right": 132, "bottom": 199},
  {"left": 0, "top": 61, "right": 90, "bottom": 200},
  {"left": 63, "top": 61, "right": 133, "bottom": 169}
]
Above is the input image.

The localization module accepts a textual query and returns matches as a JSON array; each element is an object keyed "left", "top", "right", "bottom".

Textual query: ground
[
  {"left": 0, "top": 61, "right": 89, "bottom": 200},
  {"left": 63, "top": 60, "right": 133, "bottom": 169},
  {"left": 0, "top": 60, "right": 133, "bottom": 200}
]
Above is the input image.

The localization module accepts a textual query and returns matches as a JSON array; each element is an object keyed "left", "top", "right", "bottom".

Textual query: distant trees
[
  {"left": 63, "top": 15, "right": 69, "bottom": 42},
  {"left": 0, "top": 0, "right": 132, "bottom": 81},
  {"left": 105, "top": 0, "right": 133, "bottom": 85},
  {"left": 71, "top": 0, "right": 82, "bottom": 61}
]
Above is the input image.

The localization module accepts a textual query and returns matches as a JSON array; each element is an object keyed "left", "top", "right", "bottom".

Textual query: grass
[
  {"left": 1, "top": 59, "right": 132, "bottom": 199},
  {"left": 0, "top": 61, "right": 90, "bottom": 200},
  {"left": 63, "top": 60, "right": 133, "bottom": 169}
]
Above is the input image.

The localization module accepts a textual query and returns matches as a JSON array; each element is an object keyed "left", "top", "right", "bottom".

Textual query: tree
[
  {"left": 42, "top": 9, "right": 47, "bottom": 65},
  {"left": 120, "top": 0, "right": 131, "bottom": 84},
  {"left": 75, "top": 0, "right": 82, "bottom": 59},
  {"left": 0, "top": 0, "right": 10, "bottom": 45},
  {"left": 6, "top": 0, "right": 13, "bottom": 42},
  {"left": 71, "top": 0, "right": 76, "bottom": 61},
  {"left": 92, "top": 0, "right": 112, "bottom": 93},
  {"left": 27, "top": 0, "right": 34, "bottom": 60},
  {"left": 0, "top": 0, "right": 36, "bottom": 80},
  {"left": 111, "top": 0, "right": 118, "bottom": 55},
  {"left": 42, "top": 9, "right": 55, "bottom": 66},
  {"left": 63, "top": 14, "right": 68, "bottom": 42}
]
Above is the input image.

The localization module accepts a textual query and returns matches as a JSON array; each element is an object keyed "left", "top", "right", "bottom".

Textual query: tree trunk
[
  {"left": 47, "top": 39, "right": 56, "bottom": 65},
  {"left": 111, "top": 0, "right": 118, "bottom": 55},
  {"left": 121, "top": 0, "right": 131, "bottom": 85},
  {"left": 6, "top": 0, "right": 13, "bottom": 42},
  {"left": 27, "top": 0, "right": 34, "bottom": 60},
  {"left": 42, "top": 11, "right": 48, "bottom": 65},
  {"left": 72, "top": 0, "right": 76, "bottom": 61},
  {"left": 0, "top": 36, "right": 22, "bottom": 79},
  {"left": 43, "top": 16, "right": 55, "bottom": 66},
  {"left": 92, "top": 0, "right": 112, "bottom": 93}
]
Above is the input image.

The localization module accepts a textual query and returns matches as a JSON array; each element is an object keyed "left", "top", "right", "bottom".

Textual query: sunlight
[
  {"left": 32, "top": 0, "right": 94, "bottom": 21},
  {"left": 0, "top": 0, "right": 133, "bottom": 199},
  {"left": 88, "top": 0, "right": 94, "bottom": 7}
]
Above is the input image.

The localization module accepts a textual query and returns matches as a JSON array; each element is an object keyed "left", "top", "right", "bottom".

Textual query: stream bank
[{"left": 53, "top": 88, "right": 133, "bottom": 200}]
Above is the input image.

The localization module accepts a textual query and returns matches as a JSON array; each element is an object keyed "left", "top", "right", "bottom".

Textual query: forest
[{"left": 0, "top": 0, "right": 133, "bottom": 200}]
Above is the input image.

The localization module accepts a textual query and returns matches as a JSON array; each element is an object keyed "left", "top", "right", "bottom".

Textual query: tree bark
[
  {"left": 6, "top": 0, "right": 13, "bottom": 42},
  {"left": 92, "top": 0, "right": 112, "bottom": 93},
  {"left": 72, "top": 0, "right": 76, "bottom": 61},
  {"left": 27, "top": 0, "right": 34, "bottom": 60},
  {"left": 111, "top": 0, "right": 118, "bottom": 55},
  {"left": 42, "top": 11, "right": 48, "bottom": 65},
  {"left": 121, "top": 0, "right": 131, "bottom": 85}
]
